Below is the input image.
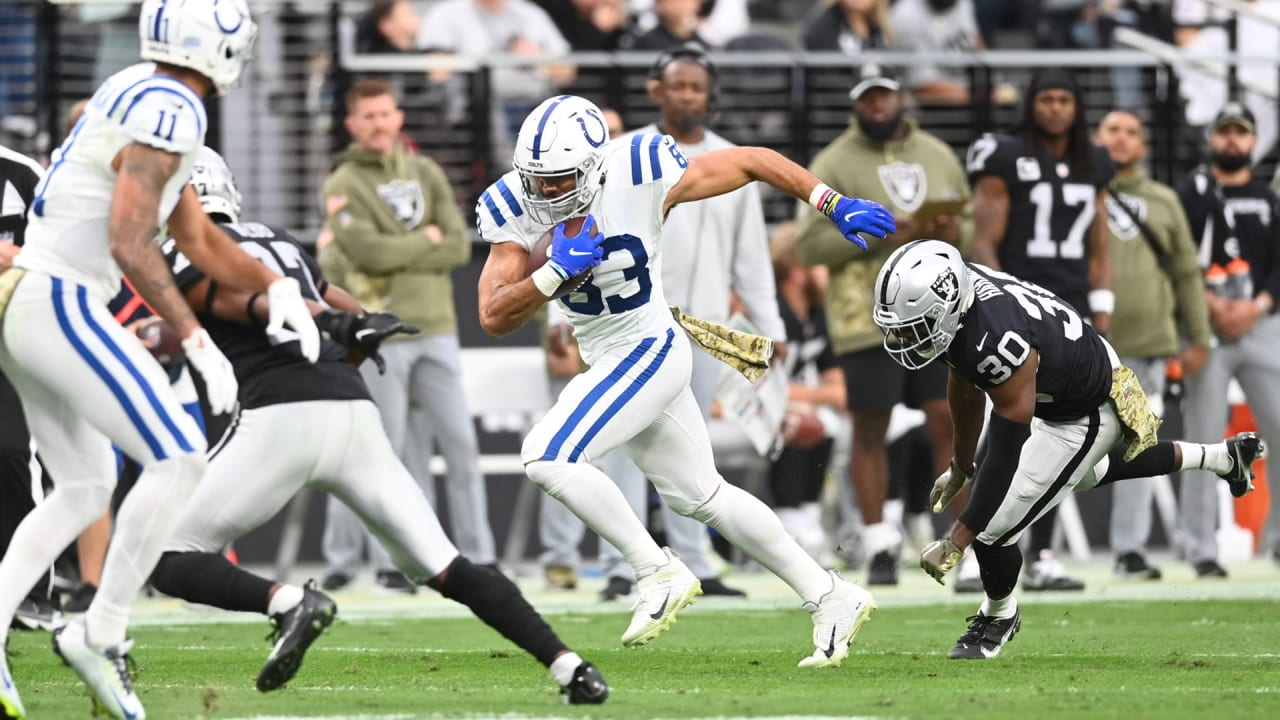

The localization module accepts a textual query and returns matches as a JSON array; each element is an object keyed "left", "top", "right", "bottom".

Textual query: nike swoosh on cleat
[
  {"left": 843, "top": 210, "right": 868, "bottom": 222},
  {"left": 568, "top": 248, "right": 593, "bottom": 256},
  {"left": 823, "top": 625, "right": 838, "bottom": 658},
  {"left": 354, "top": 328, "right": 376, "bottom": 340},
  {"left": 648, "top": 593, "right": 671, "bottom": 620}
]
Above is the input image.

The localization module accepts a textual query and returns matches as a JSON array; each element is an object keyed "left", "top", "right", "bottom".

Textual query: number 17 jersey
[
  {"left": 944, "top": 264, "right": 1112, "bottom": 422},
  {"left": 477, "top": 133, "right": 688, "bottom": 365}
]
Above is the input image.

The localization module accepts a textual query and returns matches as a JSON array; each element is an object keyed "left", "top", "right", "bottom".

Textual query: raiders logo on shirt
[
  {"left": 376, "top": 179, "right": 425, "bottom": 230},
  {"left": 878, "top": 161, "right": 927, "bottom": 213},
  {"left": 1104, "top": 193, "right": 1146, "bottom": 241}
]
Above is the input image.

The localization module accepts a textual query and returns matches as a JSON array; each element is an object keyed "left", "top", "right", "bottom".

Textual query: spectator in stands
[
  {"left": 769, "top": 223, "right": 845, "bottom": 564},
  {"left": 796, "top": 65, "right": 967, "bottom": 586},
  {"left": 535, "top": 0, "right": 627, "bottom": 50},
  {"left": 319, "top": 79, "right": 497, "bottom": 592},
  {"left": 1096, "top": 109, "right": 1212, "bottom": 581},
  {"left": 355, "top": 0, "right": 421, "bottom": 53},
  {"left": 1176, "top": 102, "right": 1280, "bottom": 576},
  {"left": 417, "top": 0, "right": 573, "bottom": 164},
  {"left": 802, "top": 0, "right": 892, "bottom": 55},
  {"left": 621, "top": 0, "right": 709, "bottom": 50},
  {"left": 888, "top": 0, "right": 983, "bottom": 104}
]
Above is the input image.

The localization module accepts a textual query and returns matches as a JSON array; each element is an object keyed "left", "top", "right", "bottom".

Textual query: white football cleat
[
  {"left": 1, "top": 645, "right": 25, "bottom": 720},
  {"left": 52, "top": 619, "right": 145, "bottom": 720},
  {"left": 620, "top": 548, "right": 702, "bottom": 647},
  {"left": 798, "top": 571, "right": 876, "bottom": 668}
]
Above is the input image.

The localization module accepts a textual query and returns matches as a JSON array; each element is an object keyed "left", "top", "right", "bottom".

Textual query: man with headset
[{"left": 535, "top": 45, "right": 783, "bottom": 599}]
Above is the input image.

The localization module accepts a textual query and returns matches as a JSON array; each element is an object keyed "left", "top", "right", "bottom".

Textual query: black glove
[{"left": 315, "top": 309, "right": 421, "bottom": 374}]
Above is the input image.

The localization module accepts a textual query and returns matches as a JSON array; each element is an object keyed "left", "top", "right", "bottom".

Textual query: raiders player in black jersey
[
  {"left": 873, "top": 240, "right": 1263, "bottom": 660},
  {"left": 147, "top": 148, "right": 609, "bottom": 704},
  {"left": 964, "top": 68, "right": 1115, "bottom": 591}
]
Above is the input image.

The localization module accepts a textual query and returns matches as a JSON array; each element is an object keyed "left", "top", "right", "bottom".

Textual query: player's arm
[
  {"left": 478, "top": 241, "right": 546, "bottom": 337},
  {"left": 180, "top": 276, "right": 327, "bottom": 325},
  {"left": 947, "top": 367, "right": 987, "bottom": 473},
  {"left": 970, "top": 176, "right": 1009, "bottom": 270},
  {"left": 1087, "top": 189, "right": 1113, "bottom": 334},
  {"left": 662, "top": 146, "right": 894, "bottom": 246},
  {"left": 167, "top": 187, "right": 279, "bottom": 292},
  {"left": 108, "top": 143, "right": 203, "bottom": 338}
]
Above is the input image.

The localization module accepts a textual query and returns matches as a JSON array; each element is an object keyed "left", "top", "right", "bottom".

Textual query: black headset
[{"left": 647, "top": 44, "right": 719, "bottom": 108}]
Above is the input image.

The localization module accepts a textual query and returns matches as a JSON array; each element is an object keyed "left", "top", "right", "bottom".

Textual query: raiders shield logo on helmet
[
  {"left": 930, "top": 268, "right": 959, "bottom": 301},
  {"left": 878, "top": 162, "right": 927, "bottom": 213},
  {"left": 376, "top": 179, "right": 426, "bottom": 230}
]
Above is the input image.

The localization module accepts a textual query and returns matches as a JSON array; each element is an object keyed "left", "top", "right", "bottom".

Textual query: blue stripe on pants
[
  {"left": 51, "top": 278, "right": 167, "bottom": 460},
  {"left": 540, "top": 336, "right": 657, "bottom": 461},
  {"left": 568, "top": 328, "right": 675, "bottom": 462},
  {"left": 74, "top": 285, "right": 194, "bottom": 455}
]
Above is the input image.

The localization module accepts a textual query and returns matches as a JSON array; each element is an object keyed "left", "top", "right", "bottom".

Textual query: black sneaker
[
  {"left": 61, "top": 583, "right": 98, "bottom": 613},
  {"left": 948, "top": 609, "right": 1021, "bottom": 659},
  {"left": 320, "top": 572, "right": 351, "bottom": 592},
  {"left": 561, "top": 661, "right": 608, "bottom": 704},
  {"left": 1219, "top": 432, "right": 1265, "bottom": 498},
  {"left": 11, "top": 594, "right": 59, "bottom": 631},
  {"left": 375, "top": 570, "right": 418, "bottom": 595},
  {"left": 867, "top": 550, "right": 899, "bottom": 586},
  {"left": 599, "top": 576, "right": 632, "bottom": 601},
  {"left": 1194, "top": 560, "right": 1228, "bottom": 578},
  {"left": 1114, "top": 552, "right": 1162, "bottom": 580},
  {"left": 257, "top": 581, "right": 338, "bottom": 692},
  {"left": 698, "top": 578, "right": 746, "bottom": 597}
]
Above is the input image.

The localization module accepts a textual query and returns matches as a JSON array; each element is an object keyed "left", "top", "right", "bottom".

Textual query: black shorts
[{"left": 839, "top": 346, "right": 948, "bottom": 413}]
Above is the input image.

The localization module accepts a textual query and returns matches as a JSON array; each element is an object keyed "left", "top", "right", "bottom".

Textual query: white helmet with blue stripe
[
  {"left": 190, "top": 146, "right": 241, "bottom": 222},
  {"left": 138, "top": 0, "right": 259, "bottom": 96},
  {"left": 513, "top": 95, "right": 611, "bottom": 225}
]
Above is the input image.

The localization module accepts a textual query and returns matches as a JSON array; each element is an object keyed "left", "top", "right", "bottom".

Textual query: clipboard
[{"left": 910, "top": 198, "right": 967, "bottom": 227}]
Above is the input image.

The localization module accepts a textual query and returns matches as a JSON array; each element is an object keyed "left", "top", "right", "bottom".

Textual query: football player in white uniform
[
  {"left": 477, "top": 94, "right": 895, "bottom": 667},
  {"left": 0, "top": 3, "right": 318, "bottom": 719}
]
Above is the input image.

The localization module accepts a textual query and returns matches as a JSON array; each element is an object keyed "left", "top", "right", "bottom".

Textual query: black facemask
[
  {"left": 1211, "top": 151, "right": 1251, "bottom": 173},
  {"left": 857, "top": 110, "right": 904, "bottom": 144}
]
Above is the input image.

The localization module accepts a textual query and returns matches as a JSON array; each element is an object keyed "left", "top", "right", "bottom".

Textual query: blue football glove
[
  {"left": 825, "top": 196, "right": 896, "bottom": 250},
  {"left": 548, "top": 215, "right": 605, "bottom": 278}
]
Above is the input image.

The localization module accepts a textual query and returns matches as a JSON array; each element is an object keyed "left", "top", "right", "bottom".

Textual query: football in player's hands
[
  {"left": 131, "top": 317, "right": 185, "bottom": 370},
  {"left": 527, "top": 216, "right": 600, "bottom": 299}
]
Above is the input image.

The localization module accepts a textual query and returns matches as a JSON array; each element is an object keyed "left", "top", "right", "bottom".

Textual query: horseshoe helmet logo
[{"left": 576, "top": 108, "right": 608, "bottom": 148}]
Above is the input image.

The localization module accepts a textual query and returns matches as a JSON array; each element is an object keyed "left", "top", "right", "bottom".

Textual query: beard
[
  {"left": 857, "top": 110, "right": 905, "bottom": 144},
  {"left": 665, "top": 110, "right": 708, "bottom": 136},
  {"left": 1211, "top": 150, "right": 1251, "bottom": 172}
]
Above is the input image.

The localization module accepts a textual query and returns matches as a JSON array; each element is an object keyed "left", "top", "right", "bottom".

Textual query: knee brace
[{"left": 973, "top": 541, "right": 1022, "bottom": 600}]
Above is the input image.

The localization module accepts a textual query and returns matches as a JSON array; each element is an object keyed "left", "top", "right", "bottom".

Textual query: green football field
[{"left": 5, "top": 562, "right": 1279, "bottom": 720}]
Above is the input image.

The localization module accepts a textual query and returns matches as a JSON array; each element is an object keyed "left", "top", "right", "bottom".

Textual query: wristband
[
  {"left": 1088, "top": 289, "right": 1115, "bottom": 315},
  {"left": 808, "top": 183, "right": 842, "bottom": 217},
  {"left": 245, "top": 292, "right": 264, "bottom": 327},
  {"left": 532, "top": 263, "right": 566, "bottom": 298}
]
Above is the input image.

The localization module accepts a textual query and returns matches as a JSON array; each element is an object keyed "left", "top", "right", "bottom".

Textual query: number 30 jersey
[
  {"left": 477, "top": 133, "right": 687, "bottom": 364},
  {"left": 19, "top": 63, "right": 206, "bottom": 300},
  {"left": 944, "top": 264, "right": 1112, "bottom": 422},
  {"left": 966, "top": 133, "right": 1113, "bottom": 316}
]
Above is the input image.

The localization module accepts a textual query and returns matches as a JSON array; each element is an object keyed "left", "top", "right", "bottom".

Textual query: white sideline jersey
[
  {"left": 477, "top": 133, "right": 689, "bottom": 364},
  {"left": 19, "top": 63, "right": 207, "bottom": 299}
]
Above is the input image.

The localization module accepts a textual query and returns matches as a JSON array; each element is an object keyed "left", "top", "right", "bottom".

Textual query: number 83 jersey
[
  {"left": 944, "top": 264, "right": 1113, "bottom": 422},
  {"left": 478, "top": 133, "right": 688, "bottom": 365}
]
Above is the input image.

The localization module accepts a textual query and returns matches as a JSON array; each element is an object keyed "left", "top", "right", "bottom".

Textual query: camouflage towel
[
  {"left": 0, "top": 268, "right": 25, "bottom": 332},
  {"left": 670, "top": 306, "right": 774, "bottom": 383},
  {"left": 1110, "top": 364, "right": 1162, "bottom": 462}
]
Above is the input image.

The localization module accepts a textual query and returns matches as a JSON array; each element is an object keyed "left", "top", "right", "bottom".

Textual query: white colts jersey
[
  {"left": 19, "top": 63, "right": 206, "bottom": 299},
  {"left": 477, "top": 133, "right": 689, "bottom": 364}
]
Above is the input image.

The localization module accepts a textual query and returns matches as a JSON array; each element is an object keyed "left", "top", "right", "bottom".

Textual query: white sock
[
  {"left": 526, "top": 461, "right": 668, "bottom": 578},
  {"left": 267, "top": 584, "right": 305, "bottom": 617},
  {"left": 87, "top": 455, "right": 203, "bottom": 650},
  {"left": 693, "top": 483, "right": 832, "bottom": 604},
  {"left": 0, "top": 485, "right": 111, "bottom": 630},
  {"left": 1175, "top": 441, "right": 1231, "bottom": 474},
  {"left": 883, "top": 498, "right": 905, "bottom": 528},
  {"left": 548, "top": 651, "right": 584, "bottom": 686},
  {"left": 981, "top": 594, "right": 1018, "bottom": 619},
  {"left": 862, "top": 522, "right": 903, "bottom": 557}
]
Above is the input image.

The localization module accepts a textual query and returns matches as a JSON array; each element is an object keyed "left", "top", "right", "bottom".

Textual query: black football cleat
[
  {"left": 257, "top": 581, "right": 337, "bottom": 692},
  {"left": 561, "top": 661, "right": 608, "bottom": 704},
  {"left": 948, "top": 610, "right": 1021, "bottom": 660},
  {"left": 1219, "top": 432, "right": 1265, "bottom": 498}
]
